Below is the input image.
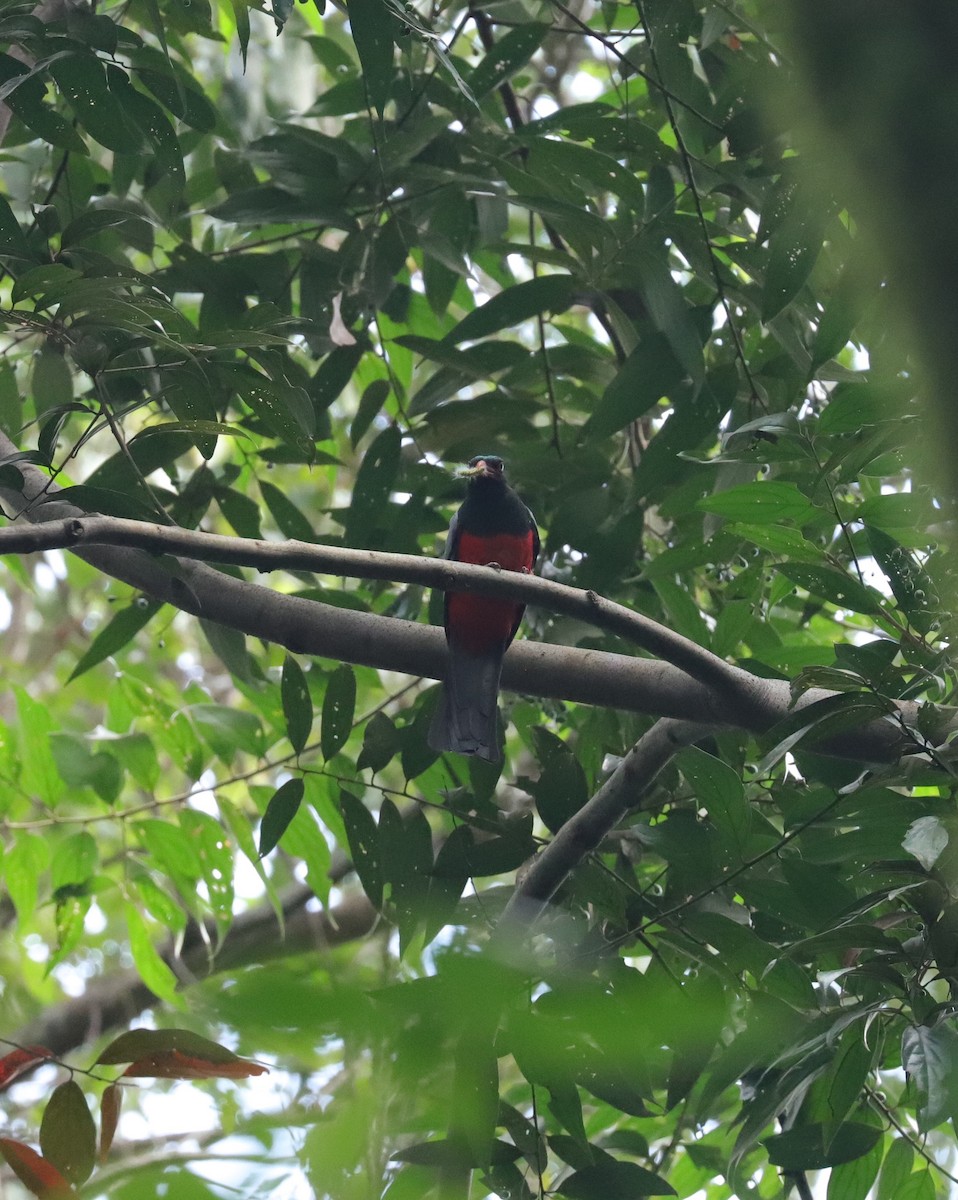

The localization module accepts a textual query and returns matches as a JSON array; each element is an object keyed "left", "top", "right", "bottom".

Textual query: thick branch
[
  {"left": 0, "top": 448, "right": 925, "bottom": 761},
  {"left": 0, "top": 512, "right": 752, "bottom": 703}
]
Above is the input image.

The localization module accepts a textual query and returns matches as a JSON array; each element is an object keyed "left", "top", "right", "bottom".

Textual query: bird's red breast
[{"left": 447, "top": 528, "right": 537, "bottom": 655}]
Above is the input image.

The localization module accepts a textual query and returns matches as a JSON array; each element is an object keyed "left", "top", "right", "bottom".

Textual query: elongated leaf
[
  {"left": 124, "top": 904, "right": 180, "bottom": 1006},
  {"left": 259, "top": 778, "right": 305, "bottom": 858},
  {"left": 98, "top": 1084, "right": 121, "bottom": 1164},
  {"left": 0, "top": 1138, "right": 75, "bottom": 1199},
  {"left": 343, "top": 423, "right": 401, "bottom": 547},
  {"left": 826, "top": 1124, "right": 883, "bottom": 1200},
  {"left": 339, "top": 789, "right": 382, "bottom": 907},
  {"left": 877, "top": 1138, "right": 914, "bottom": 1200},
  {"left": 282, "top": 654, "right": 312, "bottom": 754},
  {"left": 469, "top": 23, "right": 549, "bottom": 100},
  {"left": 0, "top": 1046, "right": 52, "bottom": 1092},
  {"left": 764, "top": 1123, "right": 881, "bottom": 1171},
  {"left": 348, "top": 0, "right": 395, "bottom": 115},
  {"left": 586, "top": 332, "right": 685, "bottom": 439},
  {"left": 444, "top": 275, "right": 578, "bottom": 345},
  {"left": 122, "top": 1049, "right": 268, "bottom": 1079},
  {"left": 762, "top": 201, "right": 829, "bottom": 320},
  {"left": 556, "top": 1160, "right": 676, "bottom": 1198},
  {"left": 98, "top": 1027, "right": 249, "bottom": 1066},
  {"left": 322, "top": 664, "right": 356, "bottom": 759},
  {"left": 697, "top": 481, "right": 816, "bottom": 524}
]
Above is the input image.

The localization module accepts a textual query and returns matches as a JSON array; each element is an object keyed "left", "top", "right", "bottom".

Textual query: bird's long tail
[{"left": 428, "top": 648, "right": 503, "bottom": 762}]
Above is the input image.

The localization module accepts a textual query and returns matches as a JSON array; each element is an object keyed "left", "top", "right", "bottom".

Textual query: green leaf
[
  {"left": 50, "top": 832, "right": 98, "bottom": 892},
  {"left": 3, "top": 831, "right": 50, "bottom": 922},
  {"left": 49, "top": 55, "right": 143, "bottom": 153},
  {"left": 444, "top": 275, "right": 578, "bottom": 345},
  {"left": 351, "top": 378, "right": 390, "bottom": 448},
  {"left": 775, "top": 564, "right": 882, "bottom": 616},
  {"left": 69, "top": 599, "right": 161, "bottom": 681},
  {"left": 697, "top": 481, "right": 816, "bottom": 524},
  {"left": 261, "top": 480, "right": 316, "bottom": 542},
  {"left": 762, "top": 201, "right": 828, "bottom": 320},
  {"left": 274, "top": 801, "right": 332, "bottom": 904},
  {"left": 556, "top": 1160, "right": 676, "bottom": 1198},
  {"left": 865, "top": 526, "right": 938, "bottom": 633},
  {"left": 192, "top": 704, "right": 264, "bottom": 762},
  {"left": 469, "top": 22, "right": 549, "bottom": 100},
  {"left": 339, "top": 790, "right": 383, "bottom": 907},
  {"left": 39, "top": 1081, "right": 96, "bottom": 1186},
  {"left": 357, "top": 711, "right": 400, "bottom": 773},
  {"left": 822, "top": 1023, "right": 877, "bottom": 1136},
  {"left": 321, "top": 664, "right": 356, "bottom": 760},
  {"left": 677, "top": 747, "right": 750, "bottom": 852},
  {"left": 282, "top": 655, "right": 313, "bottom": 754},
  {"left": 343, "top": 423, "right": 401, "bottom": 547},
  {"left": 827, "top": 1134, "right": 883, "bottom": 1200},
  {"left": 524, "top": 741, "right": 588, "bottom": 834},
  {"left": 259, "top": 778, "right": 305, "bottom": 858},
  {"left": 586, "top": 333, "right": 685, "bottom": 439},
  {"left": 348, "top": 0, "right": 395, "bottom": 116},
  {"left": 31, "top": 342, "right": 72, "bottom": 417},
  {"left": 764, "top": 1123, "right": 881, "bottom": 1171},
  {"left": 876, "top": 1139, "right": 915, "bottom": 1200},
  {"left": 124, "top": 903, "right": 181, "bottom": 1006},
  {"left": 901, "top": 1024, "right": 958, "bottom": 1131}
]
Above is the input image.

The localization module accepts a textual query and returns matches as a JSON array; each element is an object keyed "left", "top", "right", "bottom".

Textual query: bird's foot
[{"left": 486, "top": 561, "right": 503, "bottom": 571}]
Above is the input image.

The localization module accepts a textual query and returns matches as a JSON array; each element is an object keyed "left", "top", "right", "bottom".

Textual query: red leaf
[
  {"left": 122, "top": 1049, "right": 268, "bottom": 1080},
  {"left": 99, "top": 1083, "right": 122, "bottom": 1163},
  {"left": 0, "top": 1138, "right": 76, "bottom": 1198},
  {"left": 0, "top": 1046, "right": 53, "bottom": 1092}
]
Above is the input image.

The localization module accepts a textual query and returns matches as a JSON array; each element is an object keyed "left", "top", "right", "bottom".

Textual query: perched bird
[{"left": 429, "top": 455, "right": 539, "bottom": 763}]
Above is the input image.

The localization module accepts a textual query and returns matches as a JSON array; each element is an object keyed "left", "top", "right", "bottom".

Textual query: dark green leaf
[
  {"left": 764, "top": 1123, "right": 881, "bottom": 1171},
  {"left": 469, "top": 23, "right": 549, "bottom": 100},
  {"left": 348, "top": 0, "right": 395, "bottom": 115},
  {"left": 339, "top": 789, "right": 382, "bottom": 908},
  {"left": 282, "top": 655, "right": 313, "bottom": 754},
  {"left": 444, "top": 275, "right": 578, "bottom": 345},
  {"left": 321, "top": 664, "right": 356, "bottom": 760},
  {"left": 259, "top": 778, "right": 305, "bottom": 858},
  {"left": 357, "top": 711, "right": 400, "bottom": 773},
  {"left": 343, "top": 423, "right": 401, "bottom": 547},
  {"left": 261, "top": 481, "right": 316, "bottom": 542},
  {"left": 586, "top": 333, "right": 685, "bottom": 440},
  {"left": 556, "top": 1161, "right": 676, "bottom": 1198}
]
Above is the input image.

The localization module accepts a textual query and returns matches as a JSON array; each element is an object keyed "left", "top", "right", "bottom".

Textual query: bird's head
[{"left": 458, "top": 455, "right": 505, "bottom": 481}]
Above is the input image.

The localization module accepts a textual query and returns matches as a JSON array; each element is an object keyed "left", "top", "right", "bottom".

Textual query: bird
[{"left": 428, "top": 455, "right": 539, "bottom": 763}]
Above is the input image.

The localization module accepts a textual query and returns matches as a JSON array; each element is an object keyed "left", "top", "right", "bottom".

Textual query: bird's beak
[{"left": 458, "top": 460, "right": 490, "bottom": 478}]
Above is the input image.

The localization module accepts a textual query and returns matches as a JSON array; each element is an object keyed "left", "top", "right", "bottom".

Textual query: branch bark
[{"left": 0, "top": 491, "right": 929, "bottom": 762}]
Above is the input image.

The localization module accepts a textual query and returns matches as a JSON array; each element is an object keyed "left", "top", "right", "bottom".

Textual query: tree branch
[
  {"left": 498, "top": 718, "right": 711, "bottom": 930},
  {"left": 0, "top": 441, "right": 929, "bottom": 762}
]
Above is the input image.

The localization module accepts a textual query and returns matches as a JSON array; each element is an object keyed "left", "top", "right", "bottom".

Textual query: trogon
[{"left": 429, "top": 455, "right": 539, "bottom": 763}]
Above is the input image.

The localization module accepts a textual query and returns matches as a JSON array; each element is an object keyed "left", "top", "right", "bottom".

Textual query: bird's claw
[{"left": 486, "top": 561, "right": 503, "bottom": 571}]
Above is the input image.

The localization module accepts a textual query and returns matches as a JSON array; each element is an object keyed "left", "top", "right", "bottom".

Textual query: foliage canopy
[{"left": 0, "top": 0, "right": 956, "bottom": 1197}]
